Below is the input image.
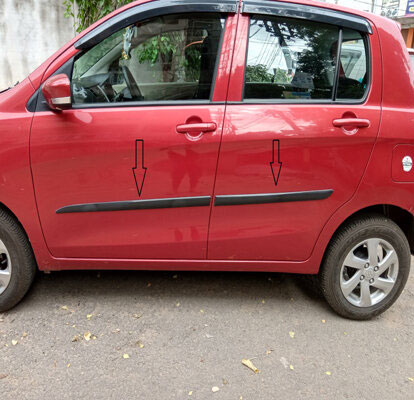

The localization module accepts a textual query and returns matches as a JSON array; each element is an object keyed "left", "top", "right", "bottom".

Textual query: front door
[
  {"left": 31, "top": 10, "right": 232, "bottom": 260},
  {"left": 208, "top": 6, "right": 382, "bottom": 261}
]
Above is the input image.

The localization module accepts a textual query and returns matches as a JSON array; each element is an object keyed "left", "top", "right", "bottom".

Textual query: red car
[{"left": 0, "top": 0, "right": 412, "bottom": 319}]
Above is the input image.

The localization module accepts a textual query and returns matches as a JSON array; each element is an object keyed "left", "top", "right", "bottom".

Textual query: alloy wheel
[
  {"left": 340, "top": 238, "right": 399, "bottom": 307},
  {"left": 0, "top": 239, "right": 12, "bottom": 295}
]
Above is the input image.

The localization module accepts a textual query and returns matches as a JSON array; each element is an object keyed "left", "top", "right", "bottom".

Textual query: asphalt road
[{"left": 0, "top": 261, "right": 413, "bottom": 399}]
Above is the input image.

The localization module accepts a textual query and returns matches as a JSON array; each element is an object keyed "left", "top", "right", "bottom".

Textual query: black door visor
[
  {"left": 74, "top": 0, "right": 371, "bottom": 51},
  {"left": 242, "top": 1, "right": 372, "bottom": 34},
  {"left": 74, "top": 0, "right": 238, "bottom": 50}
]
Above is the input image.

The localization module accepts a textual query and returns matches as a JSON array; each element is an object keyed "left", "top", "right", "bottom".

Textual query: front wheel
[
  {"left": 0, "top": 210, "right": 36, "bottom": 312},
  {"left": 320, "top": 215, "right": 411, "bottom": 320}
]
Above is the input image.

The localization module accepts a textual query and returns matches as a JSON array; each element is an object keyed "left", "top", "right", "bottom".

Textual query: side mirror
[{"left": 41, "top": 74, "right": 72, "bottom": 111}]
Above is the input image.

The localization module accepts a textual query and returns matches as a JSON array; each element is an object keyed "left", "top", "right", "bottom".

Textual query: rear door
[
  {"left": 208, "top": 2, "right": 382, "bottom": 261},
  {"left": 30, "top": 2, "right": 237, "bottom": 260}
]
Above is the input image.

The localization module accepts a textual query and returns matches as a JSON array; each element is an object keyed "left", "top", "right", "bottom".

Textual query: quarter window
[
  {"left": 244, "top": 15, "right": 369, "bottom": 102},
  {"left": 337, "top": 29, "right": 367, "bottom": 100},
  {"left": 72, "top": 13, "right": 225, "bottom": 104}
]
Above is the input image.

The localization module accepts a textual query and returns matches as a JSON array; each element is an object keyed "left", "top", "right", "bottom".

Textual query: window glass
[
  {"left": 336, "top": 29, "right": 368, "bottom": 100},
  {"left": 245, "top": 16, "right": 339, "bottom": 100},
  {"left": 72, "top": 13, "right": 225, "bottom": 104},
  {"left": 410, "top": 53, "right": 414, "bottom": 68}
]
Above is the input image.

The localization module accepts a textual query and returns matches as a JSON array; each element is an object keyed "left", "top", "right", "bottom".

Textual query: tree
[
  {"left": 245, "top": 64, "right": 273, "bottom": 83},
  {"left": 64, "top": 0, "right": 134, "bottom": 33}
]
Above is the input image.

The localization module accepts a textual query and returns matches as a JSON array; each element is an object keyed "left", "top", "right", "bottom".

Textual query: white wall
[{"left": 0, "top": 0, "right": 75, "bottom": 91}]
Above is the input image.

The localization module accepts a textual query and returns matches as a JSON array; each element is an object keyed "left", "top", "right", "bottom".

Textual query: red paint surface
[
  {"left": 0, "top": 0, "right": 412, "bottom": 273},
  {"left": 30, "top": 105, "right": 225, "bottom": 259},
  {"left": 207, "top": 14, "right": 382, "bottom": 261}
]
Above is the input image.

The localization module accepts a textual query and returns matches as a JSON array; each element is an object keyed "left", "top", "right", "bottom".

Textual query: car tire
[
  {"left": 0, "top": 209, "right": 36, "bottom": 312},
  {"left": 320, "top": 214, "right": 411, "bottom": 320}
]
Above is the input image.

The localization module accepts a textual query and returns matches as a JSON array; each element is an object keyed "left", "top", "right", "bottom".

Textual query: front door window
[{"left": 72, "top": 13, "right": 225, "bottom": 104}]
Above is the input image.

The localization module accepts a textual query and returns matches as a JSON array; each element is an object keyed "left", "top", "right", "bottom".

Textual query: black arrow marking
[
  {"left": 270, "top": 139, "right": 282, "bottom": 186},
  {"left": 132, "top": 139, "right": 147, "bottom": 197}
]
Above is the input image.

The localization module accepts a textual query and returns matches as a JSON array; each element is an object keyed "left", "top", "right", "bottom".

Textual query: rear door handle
[
  {"left": 332, "top": 118, "right": 370, "bottom": 128},
  {"left": 176, "top": 122, "right": 217, "bottom": 134}
]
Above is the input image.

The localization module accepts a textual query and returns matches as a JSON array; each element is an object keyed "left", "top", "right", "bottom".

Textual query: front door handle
[
  {"left": 176, "top": 122, "right": 217, "bottom": 134},
  {"left": 332, "top": 118, "right": 370, "bottom": 129}
]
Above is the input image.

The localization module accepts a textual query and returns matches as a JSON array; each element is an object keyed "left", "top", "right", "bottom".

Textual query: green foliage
[
  {"left": 246, "top": 64, "right": 273, "bottom": 83},
  {"left": 135, "top": 32, "right": 201, "bottom": 82},
  {"left": 138, "top": 35, "right": 176, "bottom": 64},
  {"left": 246, "top": 65, "right": 290, "bottom": 84},
  {"left": 64, "top": 0, "right": 134, "bottom": 33},
  {"left": 274, "top": 68, "right": 289, "bottom": 83},
  {"left": 183, "top": 45, "right": 202, "bottom": 82}
]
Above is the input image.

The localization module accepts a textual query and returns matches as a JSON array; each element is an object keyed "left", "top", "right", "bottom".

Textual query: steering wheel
[
  {"left": 121, "top": 66, "right": 143, "bottom": 100},
  {"left": 96, "top": 82, "right": 111, "bottom": 103},
  {"left": 74, "top": 74, "right": 114, "bottom": 103}
]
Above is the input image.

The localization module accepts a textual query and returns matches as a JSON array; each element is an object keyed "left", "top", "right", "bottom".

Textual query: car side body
[{"left": 0, "top": 0, "right": 413, "bottom": 317}]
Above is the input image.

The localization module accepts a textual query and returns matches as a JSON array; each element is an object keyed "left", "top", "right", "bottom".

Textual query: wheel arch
[
  {"left": 0, "top": 201, "right": 34, "bottom": 244},
  {"left": 321, "top": 204, "right": 414, "bottom": 266},
  {"left": 0, "top": 200, "right": 41, "bottom": 270}
]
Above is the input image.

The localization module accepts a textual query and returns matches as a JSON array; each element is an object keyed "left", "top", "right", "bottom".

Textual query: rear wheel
[
  {"left": 0, "top": 210, "right": 36, "bottom": 312},
  {"left": 320, "top": 215, "right": 411, "bottom": 320}
]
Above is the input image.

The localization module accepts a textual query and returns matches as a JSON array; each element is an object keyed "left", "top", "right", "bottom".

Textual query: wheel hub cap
[{"left": 365, "top": 268, "right": 375, "bottom": 280}]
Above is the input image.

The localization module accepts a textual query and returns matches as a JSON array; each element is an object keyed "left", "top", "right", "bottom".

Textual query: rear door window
[{"left": 244, "top": 15, "right": 369, "bottom": 102}]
